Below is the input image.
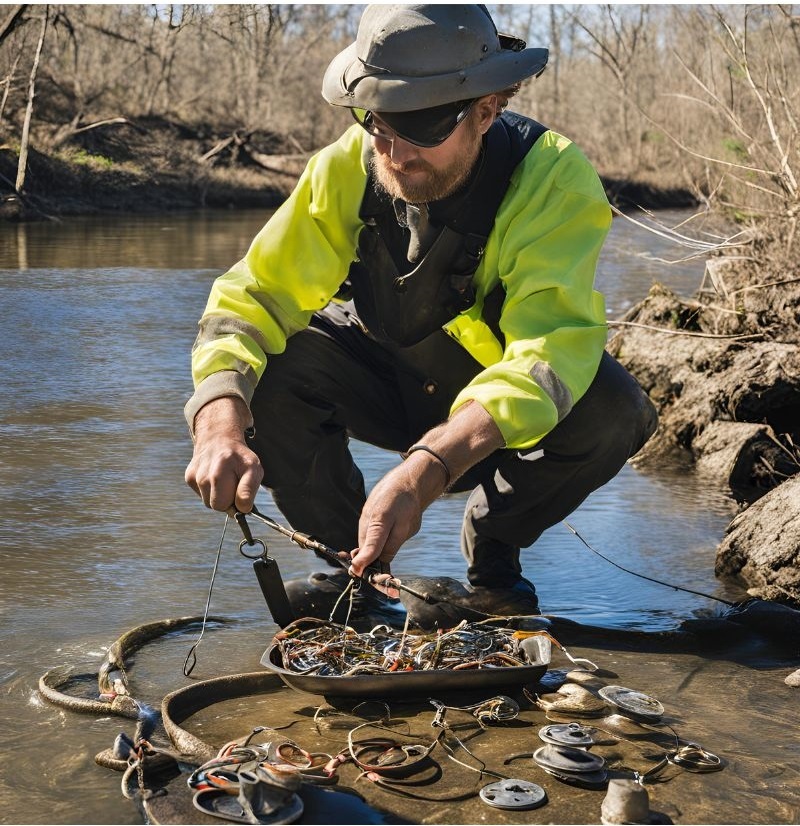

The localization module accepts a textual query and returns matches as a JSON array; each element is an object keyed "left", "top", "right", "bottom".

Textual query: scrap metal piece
[
  {"left": 533, "top": 744, "right": 605, "bottom": 774},
  {"left": 539, "top": 722, "right": 595, "bottom": 748},
  {"left": 598, "top": 685, "right": 664, "bottom": 721},
  {"left": 479, "top": 779, "right": 547, "bottom": 810}
]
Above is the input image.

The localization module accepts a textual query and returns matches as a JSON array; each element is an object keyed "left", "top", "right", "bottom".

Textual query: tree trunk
[
  {"left": 0, "top": 4, "right": 27, "bottom": 45},
  {"left": 0, "top": 54, "right": 21, "bottom": 128},
  {"left": 16, "top": 5, "right": 48, "bottom": 193}
]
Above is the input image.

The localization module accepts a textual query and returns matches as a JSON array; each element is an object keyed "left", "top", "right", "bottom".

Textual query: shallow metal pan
[{"left": 260, "top": 643, "right": 549, "bottom": 697}]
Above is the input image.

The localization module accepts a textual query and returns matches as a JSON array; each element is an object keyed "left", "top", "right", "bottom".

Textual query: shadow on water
[{"left": 0, "top": 208, "right": 792, "bottom": 825}]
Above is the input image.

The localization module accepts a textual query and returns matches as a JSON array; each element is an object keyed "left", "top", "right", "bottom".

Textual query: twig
[
  {"left": 608, "top": 320, "right": 762, "bottom": 340},
  {"left": 728, "top": 276, "right": 800, "bottom": 296},
  {"left": 610, "top": 204, "right": 750, "bottom": 252},
  {"left": 70, "top": 117, "right": 136, "bottom": 136}
]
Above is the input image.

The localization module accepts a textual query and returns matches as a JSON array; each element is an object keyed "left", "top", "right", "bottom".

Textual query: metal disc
[
  {"left": 598, "top": 685, "right": 664, "bottom": 721},
  {"left": 539, "top": 722, "right": 595, "bottom": 747},
  {"left": 533, "top": 744, "right": 605, "bottom": 774},
  {"left": 479, "top": 779, "right": 547, "bottom": 810},
  {"left": 540, "top": 766, "right": 609, "bottom": 789}
]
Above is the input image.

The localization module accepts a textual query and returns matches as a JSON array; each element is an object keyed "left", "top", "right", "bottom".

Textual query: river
[{"left": 0, "top": 208, "right": 744, "bottom": 824}]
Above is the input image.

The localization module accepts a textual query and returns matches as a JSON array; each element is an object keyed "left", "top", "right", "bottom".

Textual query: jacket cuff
[{"left": 184, "top": 371, "right": 255, "bottom": 438}]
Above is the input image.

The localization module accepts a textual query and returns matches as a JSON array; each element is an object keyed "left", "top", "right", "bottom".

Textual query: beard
[{"left": 370, "top": 120, "right": 482, "bottom": 204}]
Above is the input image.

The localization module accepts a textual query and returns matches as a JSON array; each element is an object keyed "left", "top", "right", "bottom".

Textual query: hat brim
[{"left": 322, "top": 43, "right": 548, "bottom": 112}]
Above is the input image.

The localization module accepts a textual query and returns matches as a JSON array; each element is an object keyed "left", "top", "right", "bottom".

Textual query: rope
[{"left": 563, "top": 521, "right": 735, "bottom": 607}]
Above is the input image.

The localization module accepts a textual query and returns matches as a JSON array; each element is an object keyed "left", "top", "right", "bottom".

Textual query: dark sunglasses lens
[{"left": 379, "top": 99, "right": 472, "bottom": 147}]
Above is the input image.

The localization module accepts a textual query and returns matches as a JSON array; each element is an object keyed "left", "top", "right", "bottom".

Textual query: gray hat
[{"left": 322, "top": 4, "right": 548, "bottom": 112}]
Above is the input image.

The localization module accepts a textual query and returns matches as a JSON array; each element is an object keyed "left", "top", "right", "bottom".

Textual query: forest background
[{"left": 0, "top": 2, "right": 797, "bottom": 228}]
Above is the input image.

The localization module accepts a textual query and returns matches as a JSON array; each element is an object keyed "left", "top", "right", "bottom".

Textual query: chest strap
[{"left": 346, "top": 112, "right": 548, "bottom": 347}]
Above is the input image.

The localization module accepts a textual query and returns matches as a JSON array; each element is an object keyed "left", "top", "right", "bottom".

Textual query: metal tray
[{"left": 260, "top": 643, "right": 549, "bottom": 697}]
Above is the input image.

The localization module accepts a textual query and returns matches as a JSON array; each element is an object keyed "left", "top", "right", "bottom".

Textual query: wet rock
[
  {"left": 693, "top": 421, "right": 781, "bottom": 492},
  {"left": 785, "top": 668, "right": 800, "bottom": 687},
  {"left": 715, "top": 475, "right": 800, "bottom": 608},
  {"left": 535, "top": 683, "right": 608, "bottom": 716},
  {"left": 608, "top": 284, "right": 800, "bottom": 497},
  {"left": 565, "top": 669, "right": 607, "bottom": 690}
]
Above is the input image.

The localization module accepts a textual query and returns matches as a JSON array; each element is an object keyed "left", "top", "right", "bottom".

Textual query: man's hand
[
  {"left": 349, "top": 401, "right": 506, "bottom": 591},
  {"left": 348, "top": 458, "right": 440, "bottom": 597},
  {"left": 184, "top": 397, "right": 263, "bottom": 513}
]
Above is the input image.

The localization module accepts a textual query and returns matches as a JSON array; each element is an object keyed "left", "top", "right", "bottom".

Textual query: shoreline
[{"left": 0, "top": 141, "right": 696, "bottom": 224}]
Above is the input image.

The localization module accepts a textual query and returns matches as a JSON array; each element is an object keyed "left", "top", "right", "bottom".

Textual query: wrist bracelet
[{"left": 406, "top": 444, "right": 451, "bottom": 488}]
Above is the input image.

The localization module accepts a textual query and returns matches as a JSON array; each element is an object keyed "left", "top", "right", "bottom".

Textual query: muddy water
[{"left": 0, "top": 209, "right": 751, "bottom": 824}]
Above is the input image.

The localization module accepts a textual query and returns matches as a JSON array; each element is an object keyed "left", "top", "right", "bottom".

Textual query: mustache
[{"left": 377, "top": 155, "right": 432, "bottom": 175}]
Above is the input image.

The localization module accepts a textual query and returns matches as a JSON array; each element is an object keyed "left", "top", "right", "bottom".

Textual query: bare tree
[{"left": 16, "top": 4, "right": 47, "bottom": 193}]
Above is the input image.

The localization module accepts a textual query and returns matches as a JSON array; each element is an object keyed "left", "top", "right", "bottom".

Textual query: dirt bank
[
  {"left": 608, "top": 259, "right": 800, "bottom": 606},
  {"left": 0, "top": 116, "right": 695, "bottom": 222},
  {"left": 0, "top": 117, "right": 307, "bottom": 221}
]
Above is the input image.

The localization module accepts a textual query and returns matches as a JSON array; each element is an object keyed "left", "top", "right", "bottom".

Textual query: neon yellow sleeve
[
  {"left": 450, "top": 132, "right": 611, "bottom": 450},
  {"left": 185, "top": 126, "right": 368, "bottom": 427}
]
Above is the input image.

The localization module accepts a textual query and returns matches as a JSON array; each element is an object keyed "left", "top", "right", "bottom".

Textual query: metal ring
[{"left": 238, "top": 538, "right": 267, "bottom": 559}]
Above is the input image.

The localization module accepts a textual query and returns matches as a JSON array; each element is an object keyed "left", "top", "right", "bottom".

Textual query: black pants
[{"left": 248, "top": 303, "right": 658, "bottom": 588}]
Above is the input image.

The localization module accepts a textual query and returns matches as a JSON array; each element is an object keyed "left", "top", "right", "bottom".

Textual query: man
[{"left": 185, "top": 5, "right": 657, "bottom": 621}]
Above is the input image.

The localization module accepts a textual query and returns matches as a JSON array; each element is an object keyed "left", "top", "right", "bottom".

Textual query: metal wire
[{"left": 183, "top": 515, "right": 229, "bottom": 676}]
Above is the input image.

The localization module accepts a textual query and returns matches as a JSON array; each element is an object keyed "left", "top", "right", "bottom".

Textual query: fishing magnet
[
  {"left": 479, "top": 779, "right": 547, "bottom": 810},
  {"left": 539, "top": 722, "right": 595, "bottom": 747},
  {"left": 598, "top": 685, "right": 664, "bottom": 721}
]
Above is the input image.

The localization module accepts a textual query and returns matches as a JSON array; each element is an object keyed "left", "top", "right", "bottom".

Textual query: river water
[{"left": 0, "top": 208, "right": 745, "bottom": 824}]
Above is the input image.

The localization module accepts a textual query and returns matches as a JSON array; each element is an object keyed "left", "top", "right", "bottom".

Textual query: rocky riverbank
[{"left": 608, "top": 260, "right": 800, "bottom": 607}]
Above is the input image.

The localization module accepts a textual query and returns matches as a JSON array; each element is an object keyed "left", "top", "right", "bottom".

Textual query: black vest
[{"left": 344, "top": 112, "right": 548, "bottom": 348}]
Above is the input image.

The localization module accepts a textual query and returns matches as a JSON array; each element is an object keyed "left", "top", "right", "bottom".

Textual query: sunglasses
[{"left": 352, "top": 98, "right": 476, "bottom": 148}]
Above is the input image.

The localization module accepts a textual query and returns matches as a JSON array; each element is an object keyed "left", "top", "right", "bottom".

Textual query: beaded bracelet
[{"left": 406, "top": 444, "right": 452, "bottom": 487}]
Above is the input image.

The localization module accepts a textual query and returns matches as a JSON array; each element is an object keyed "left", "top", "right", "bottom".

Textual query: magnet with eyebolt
[
  {"left": 598, "top": 685, "right": 664, "bottom": 721},
  {"left": 479, "top": 779, "right": 547, "bottom": 810}
]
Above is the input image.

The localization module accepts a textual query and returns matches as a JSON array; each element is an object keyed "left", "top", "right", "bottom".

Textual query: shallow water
[{"left": 0, "top": 207, "right": 747, "bottom": 824}]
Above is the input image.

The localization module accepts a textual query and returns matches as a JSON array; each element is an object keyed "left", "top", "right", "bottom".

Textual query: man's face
[{"left": 369, "top": 98, "right": 493, "bottom": 204}]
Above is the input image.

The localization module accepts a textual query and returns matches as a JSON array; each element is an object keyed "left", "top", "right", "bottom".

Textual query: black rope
[{"left": 562, "top": 520, "right": 735, "bottom": 607}]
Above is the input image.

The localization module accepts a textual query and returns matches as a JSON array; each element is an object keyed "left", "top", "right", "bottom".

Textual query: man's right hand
[{"left": 184, "top": 397, "right": 263, "bottom": 513}]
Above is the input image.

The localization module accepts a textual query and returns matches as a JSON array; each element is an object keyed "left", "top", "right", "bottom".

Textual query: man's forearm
[
  {"left": 192, "top": 396, "right": 254, "bottom": 442},
  {"left": 405, "top": 400, "right": 505, "bottom": 491}
]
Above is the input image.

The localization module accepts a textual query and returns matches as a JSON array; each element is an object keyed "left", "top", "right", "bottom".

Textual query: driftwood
[
  {"left": 197, "top": 129, "right": 308, "bottom": 177},
  {"left": 608, "top": 284, "right": 800, "bottom": 483}
]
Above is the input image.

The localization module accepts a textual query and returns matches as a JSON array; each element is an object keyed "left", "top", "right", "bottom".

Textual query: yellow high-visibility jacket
[{"left": 186, "top": 123, "right": 611, "bottom": 450}]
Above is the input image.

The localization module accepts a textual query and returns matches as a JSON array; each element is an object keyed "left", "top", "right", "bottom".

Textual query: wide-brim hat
[{"left": 322, "top": 4, "right": 548, "bottom": 112}]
